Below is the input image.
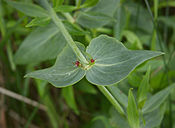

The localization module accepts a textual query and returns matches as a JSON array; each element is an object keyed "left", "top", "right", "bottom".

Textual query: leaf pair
[{"left": 25, "top": 35, "right": 163, "bottom": 87}]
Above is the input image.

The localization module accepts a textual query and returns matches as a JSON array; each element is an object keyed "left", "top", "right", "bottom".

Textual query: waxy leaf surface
[
  {"left": 26, "top": 43, "right": 85, "bottom": 87},
  {"left": 76, "top": 0, "right": 119, "bottom": 28},
  {"left": 86, "top": 35, "right": 163, "bottom": 85},
  {"left": 26, "top": 35, "right": 163, "bottom": 87},
  {"left": 6, "top": 0, "right": 48, "bottom": 17},
  {"left": 14, "top": 23, "right": 67, "bottom": 64}
]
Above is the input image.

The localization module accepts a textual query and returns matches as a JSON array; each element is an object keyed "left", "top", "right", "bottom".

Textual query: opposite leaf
[
  {"left": 14, "top": 23, "right": 67, "bottom": 64},
  {"left": 86, "top": 35, "right": 163, "bottom": 86},
  {"left": 25, "top": 43, "right": 86, "bottom": 87},
  {"left": 142, "top": 83, "right": 175, "bottom": 113},
  {"left": 6, "top": 0, "right": 48, "bottom": 17},
  {"left": 25, "top": 35, "right": 163, "bottom": 87},
  {"left": 127, "top": 89, "right": 140, "bottom": 128}
]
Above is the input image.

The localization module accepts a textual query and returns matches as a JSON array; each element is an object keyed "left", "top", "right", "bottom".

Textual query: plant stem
[
  {"left": 41, "top": 0, "right": 88, "bottom": 65},
  {"left": 62, "top": 13, "right": 75, "bottom": 23},
  {"left": 41, "top": 0, "right": 125, "bottom": 116},
  {"left": 97, "top": 86, "right": 125, "bottom": 115}
]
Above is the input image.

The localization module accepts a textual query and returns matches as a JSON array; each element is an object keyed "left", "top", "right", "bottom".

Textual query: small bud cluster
[{"left": 74, "top": 58, "right": 95, "bottom": 70}]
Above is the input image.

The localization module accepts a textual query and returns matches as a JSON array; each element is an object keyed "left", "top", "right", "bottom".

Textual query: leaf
[
  {"left": 91, "top": 116, "right": 112, "bottom": 128},
  {"left": 25, "top": 35, "right": 163, "bottom": 87},
  {"left": 122, "top": 30, "right": 143, "bottom": 49},
  {"left": 141, "top": 105, "right": 166, "bottom": 128},
  {"left": 81, "top": 0, "right": 99, "bottom": 8},
  {"left": 6, "top": 0, "right": 48, "bottom": 17},
  {"left": 62, "top": 86, "right": 79, "bottom": 115},
  {"left": 63, "top": 21, "right": 88, "bottom": 36},
  {"left": 89, "top": 0, "right": 119, "bottom": 16},
  {"left": 126, "top": 2, "right": 153, "bottom": 34},
  {"left": 76, "top": 78, "right": 97, "bottom": 94},
  {"left": 25, "top": 43, "right": 86, "bottom": 87},
  {"left": 14, "top": 23, "right": 67, "bottom": 64},
  {"left": 109, "top": 108, "right": 130, "bottom": 128},
  {"left": 26, "top": 17, "right": 51, "bottom": 27},
  {"left": 86, "top": 35, "right": 163, "bottom": 86},
  {"left": 54, "top": 5, "right": 76, "bottom": 12},
  {"left": 128, "top": 72, "right": 142, "bottom": 87},
  {"left": 159, "top": 1, "right": 175, "bottom": 8},
  {"left": 35, "top": 80, "right": 59, "bottom": 128},
  {"left": 113, "top": 5, "right": 126, "bottom": 40},
  {"left": 142, "top": 83, "right": 175, "bottom": 113},
  {"left": 76, "top": 12, "right": 115, "bottom": 28},
  {"left": 108, "top": 84, "right": 128, "bottom": 108},
  {"left": 158, "top": 16, "right": 175, "bottom": 29},
  {"left": 15, "top": 22, "right": 88, "bottom": 65},
  {"left": 76, "top": 0, "right": 120, "bottom": 28},
  {"left": 127, "top": 89, "right": 140, "bottom": 128},
  {"left": 137, "top": 66, "right": 151, "bottom": 109}
]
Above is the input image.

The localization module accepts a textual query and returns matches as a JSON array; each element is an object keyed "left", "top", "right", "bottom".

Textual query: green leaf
[
  {"left": 63, "top": 21, "right": 88, "bottom": 36},
  {"left": 108, "top": 84, "right": 128, "bottom": 108},
  {"left": 91, "top": 116, "right": 112, "bottom": 128},
  {"left": 81, "top": 0, "right": 99, "bottom": 8},
  {"left": 76, "top": 78, "right": 97, "bottom": 94},
  {"left": 142, "top": 83, "right": 175, "bottom": 113},
  {"left": 76, "top": 12, "right": 115, "bottom": 28},
  {"left": 109, "top": 108, "right": 130, "bottom": 128},
  {"left": 14, "top": 23, "right": 67, "bottom": 64},
  {"left": 54, "top": 5, "right": 76, "bottom": 12},
  {"left": 127, "top": 89, "right": 140, "bottom": 128},
  {"left": 25, "top": 35, "right": 163, "bottom": 87},
  {"left": 141, "top": 105, "right": 166, "bottom": 128},
  {"left": 6, "top": 0, "right": 48, "bottom": 17},
  {"left": 122, "top": 30, "right": 143, "bottom": 49},
  {"left": 137, "top": 66, "right": 151, "bottom": 109},
  {"left": 35, "top": 80, "right": 59, "bottom": 128},
  {"left": 158, "top": 16, "right": 175, "bottom": 29},
  {"left": 159, "top": 1, "right": 175, "bottom": 8},
  {"left": 15, "top": 22, "right": 87, "bottom": 65},
  {"left": 113, "top": 5, "right": 126, "bottom": 40},
  {"left": 26, "top": 17, "right": 51, "bottom": 27},
  {"left": 128, "top": 72, "right": 142, "bottom": 87},
  {"left": 76, "top": 0, "right": 119, "bottom": 28},
  {"left": 25, "top": 43, "right": 86, "bottom": 87},
  {"left": 86, "top": 35, "right": 163, "bottom": 86},
  {"left": 62, "top": 86, "right": 79, "bottom": 115}
]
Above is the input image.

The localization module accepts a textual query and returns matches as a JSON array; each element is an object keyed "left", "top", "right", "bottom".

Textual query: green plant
[{"left": 1, "top": 0, "right": 175, "bottom": 128}]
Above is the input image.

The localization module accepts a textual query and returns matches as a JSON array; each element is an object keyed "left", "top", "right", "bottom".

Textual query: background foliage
[{"left": 0, "top": 0, "right": 175, "bottom": 128}]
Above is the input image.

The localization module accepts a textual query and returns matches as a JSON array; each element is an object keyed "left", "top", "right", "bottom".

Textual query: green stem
[
  {"left": 42, "top": 0, "right": 125, "bottom": 116},
  {"left": 97, "top": 86, "right": 125, "bottom": 115},
  {"left": 62, "top": 13, "right": 75, "bottom": 23},
  {"left": 42, "top": 0, "right": 88, "bottom": 65},
  {"left": 7, "top": 41, "right": 16, "bottom": 71},
  {"left": 76, "top": 0, "right": 82, "bottom": 8}
]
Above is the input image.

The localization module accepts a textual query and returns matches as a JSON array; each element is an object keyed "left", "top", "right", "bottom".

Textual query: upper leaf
[
  {"left": 6, "top": 0, "right": 48, "bottom": 17},
  {"left": 76, "top": 0, "right": 119, "bottom": 28},
  {"left": 15, "top": 23, "right": 87, "bottom": 64},
  {"left": 76, "top": 12, "right": 115, "bottom": 28},
  {"left": 25, "top": 17, "right": 51, "bottom": 27},
  {"left": 86, "top": 35, "right": 163, "bottom": 86},
  {"left": 127, "top": 89, "right": 140, "bottom": 128},
  {"left": 142, "top": 83, "right": 175, "bottom": 113},
  {"left": 25, "top": 43, "right": 86, "bottom": 87},
  {"left": 54, "top": 5, "right": 77, "bottom": 12},
  {"left": 14, "top": 23, "right": 67, "bottom": 64},
  {"left": 80, "top": 0, "right": 99, "bottom": 8},
  {"left": 137, "top": 66, "right": 151, "bottom": 109}
]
